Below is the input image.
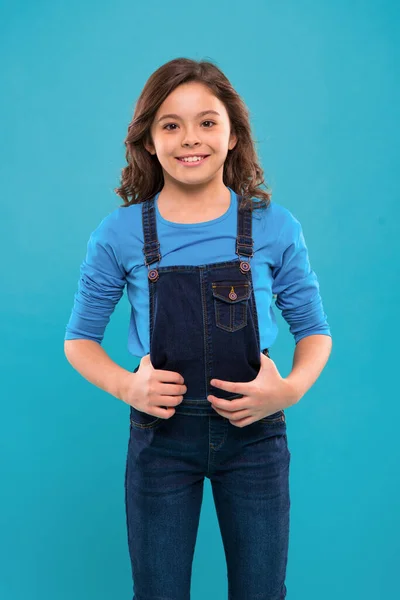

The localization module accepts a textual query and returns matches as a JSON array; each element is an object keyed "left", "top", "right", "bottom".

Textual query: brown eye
[{"left": 163, "top": 121, "right": 216, "bottom": 131}]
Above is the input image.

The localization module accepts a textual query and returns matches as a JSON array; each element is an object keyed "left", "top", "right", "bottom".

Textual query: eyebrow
[{"left": 157, "top": 110, "right": 221, "bottom": 123}]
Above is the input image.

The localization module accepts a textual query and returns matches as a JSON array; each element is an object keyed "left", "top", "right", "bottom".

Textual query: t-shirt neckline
[{"left": 154, "top": 187, "right": 235, "bottom": 228}]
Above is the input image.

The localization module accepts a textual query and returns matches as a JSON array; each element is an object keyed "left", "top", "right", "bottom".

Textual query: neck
[{"left": 157, "top": 179, "right": 230, "bottom": 210}]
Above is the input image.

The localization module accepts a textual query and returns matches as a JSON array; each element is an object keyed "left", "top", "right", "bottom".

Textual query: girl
[{"left": 64, "top": 57, "right": 332, "bottom": 600}]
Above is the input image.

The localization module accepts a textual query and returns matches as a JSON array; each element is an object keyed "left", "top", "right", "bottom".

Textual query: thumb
[
  {"left": 260, "top": 351, "right": 278, "bottom": 371},
  {"left": 259, "top": 352, "right": 271, "bottom": 370},
  {"left": 260, "top": 352, "right": 281, "bottom": 378},
  {"left": 260, "top": 351, "right": 272, "bottom": 363}
]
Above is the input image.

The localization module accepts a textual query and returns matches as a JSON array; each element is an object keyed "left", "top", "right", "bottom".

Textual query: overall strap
[
  {"left": 142, "top": 197, "right": 160, "bottom": 270},
  {"left": 141, "top": 193, "right": 254, "bottom": 279},
  {"left": 236, "top": 195, "right": 254, "bottom": 273}
]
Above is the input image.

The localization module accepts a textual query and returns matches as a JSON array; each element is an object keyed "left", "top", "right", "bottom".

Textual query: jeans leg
[
  {"left": 124, "top": 416, "right": 206, "bottom": 600},
  {"left": 210, "top": 422, "right": 291, "bottom": 599}
]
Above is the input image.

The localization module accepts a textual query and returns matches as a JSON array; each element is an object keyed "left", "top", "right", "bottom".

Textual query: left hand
[{"left": 207, "top": 352, "right": 299, "bottom": 427}]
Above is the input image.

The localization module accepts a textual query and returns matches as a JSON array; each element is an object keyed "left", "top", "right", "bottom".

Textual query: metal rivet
[{"left": 148, "top": 269, "right": 159, "bottom": 281}]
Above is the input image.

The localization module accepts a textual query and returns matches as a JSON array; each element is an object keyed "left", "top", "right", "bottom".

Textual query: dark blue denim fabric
[
  {"left": 124, "top": 194, "right": 291, "bottom": 599},
  {"left": 125, "top": 411, "right": 290, "bottom": 600}
]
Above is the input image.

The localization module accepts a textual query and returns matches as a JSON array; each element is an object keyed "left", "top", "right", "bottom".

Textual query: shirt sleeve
[
  {"left": 271, "top": 215, "right": 331, "bottom": 344},
  {"left": 64, "top": 214, "right": 127, "bottom": 344}
]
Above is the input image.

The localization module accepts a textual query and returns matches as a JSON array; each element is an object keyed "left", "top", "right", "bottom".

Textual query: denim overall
[
  {"left": 132, "top": 192, "right": 285, "bottom": 418},
  {"left": 125, "top": 192, "right": 291, "bottom": 600}
]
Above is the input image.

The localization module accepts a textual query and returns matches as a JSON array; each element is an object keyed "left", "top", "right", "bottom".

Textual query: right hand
[{"left": 120, "top": 354, "right": 187, "bottom": 419}]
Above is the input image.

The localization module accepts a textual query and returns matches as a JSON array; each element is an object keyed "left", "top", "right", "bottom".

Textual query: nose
[{"left": 181, "top": 129, "right": 202, "bottom": 148}]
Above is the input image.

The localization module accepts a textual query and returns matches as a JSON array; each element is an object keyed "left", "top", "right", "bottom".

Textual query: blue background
[{"left": 1, "top": 0, "right": 398, "bottom": 598}]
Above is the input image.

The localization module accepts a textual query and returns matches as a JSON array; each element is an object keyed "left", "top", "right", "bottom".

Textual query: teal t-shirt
[{"left": 64, "top": 187, "right": 331, "bottom": 356}]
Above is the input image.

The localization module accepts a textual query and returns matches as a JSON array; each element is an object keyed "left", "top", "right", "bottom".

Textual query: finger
[
  {"left": 155, "top": 370, "right": 185, "bottom": 384},
  {"left": 210, "top": 379, "right": 248, "bottom": 393},
  {"left": 141, "top": 405, "right": 176, "bottom": 419},
  {"left": 154, "top": 406, "right": 178, "bottom": 419},
  {"left": 208, "top": 395, "right": 250, "bottom": 411},
  {"left": 212, "top": 405, "right": 252, "bottom": 423},
  {"left": 157, "top": 382, "right": 187, "bottom": 395},
  {"left": 229, "top": 416, "right": 257, "bottom": 427},
  {"left": 153, "top": 394, "right": 183, "bottom": 407}
]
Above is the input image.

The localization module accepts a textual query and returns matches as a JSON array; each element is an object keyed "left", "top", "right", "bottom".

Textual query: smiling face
[{"left": 145, "top": 82, "right": 237, "bottom": 188}]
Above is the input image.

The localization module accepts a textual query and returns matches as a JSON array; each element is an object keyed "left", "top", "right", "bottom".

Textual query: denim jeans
[{"left": 124, "top": 407, "right": 291, "bottom": 599}]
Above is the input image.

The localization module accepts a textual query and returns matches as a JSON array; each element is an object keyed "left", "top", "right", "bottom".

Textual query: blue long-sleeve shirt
[{"left": 64, "top": 187, "right": 331, "bottom": 356}]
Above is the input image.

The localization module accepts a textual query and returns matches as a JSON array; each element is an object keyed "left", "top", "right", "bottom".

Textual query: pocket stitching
[
  {"left": 212, "top": 282, "right": 250, "bottom": 333},
  {"left": 215, "top": 299, "right": 248, "bottom": 332},
  {"left": 129, "top": 417, "right": 162, "bottom": 430}
]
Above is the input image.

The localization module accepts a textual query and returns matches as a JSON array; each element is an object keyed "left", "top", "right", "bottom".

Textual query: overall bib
[{"left": 125, "top": 192, "right": 290, "bottom": 600}]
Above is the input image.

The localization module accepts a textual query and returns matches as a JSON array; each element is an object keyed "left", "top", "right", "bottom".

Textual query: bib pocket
[{"left": 211, "top": 280, "right": 251, "bottom": 332}]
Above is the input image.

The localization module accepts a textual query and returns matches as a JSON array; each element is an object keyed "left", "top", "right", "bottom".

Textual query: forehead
[{"left": 155, "top": 82, "right": 227, "bottom": 118}]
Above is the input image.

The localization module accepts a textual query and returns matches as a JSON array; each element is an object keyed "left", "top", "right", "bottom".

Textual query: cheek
[
  {"left": 150, "top": 133, "right": 172, "bottom": 154},
  {"left": 210, "top": 135, "right": 232, "bottom": 156},
  {"left": 152, "top": 143, "right": 174, "bottom": 167}
]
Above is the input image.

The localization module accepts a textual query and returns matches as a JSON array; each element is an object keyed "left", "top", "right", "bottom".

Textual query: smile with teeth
[{"left": 176, "top": 155, "right": 209, "bottom": 164}]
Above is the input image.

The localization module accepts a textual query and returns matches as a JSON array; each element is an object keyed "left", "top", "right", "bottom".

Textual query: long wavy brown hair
[{"left": 114, "top": 57, "right": 272, "bottom": 213}]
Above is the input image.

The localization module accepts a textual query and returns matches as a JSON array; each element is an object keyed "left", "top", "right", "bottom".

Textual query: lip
[{"left": 175, "top": 155, "right": 210, "bottom": 166}]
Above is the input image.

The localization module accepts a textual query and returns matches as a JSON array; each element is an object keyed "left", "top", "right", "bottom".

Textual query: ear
[
  {"left": 143, "top": 129, "right": 157, "bottom": 156},
  {"left": 143, "top": 141, "right": 156, "bottom": 156},
  {"left": 228, "top": 131, "right": 238, "bottom": 151}
]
